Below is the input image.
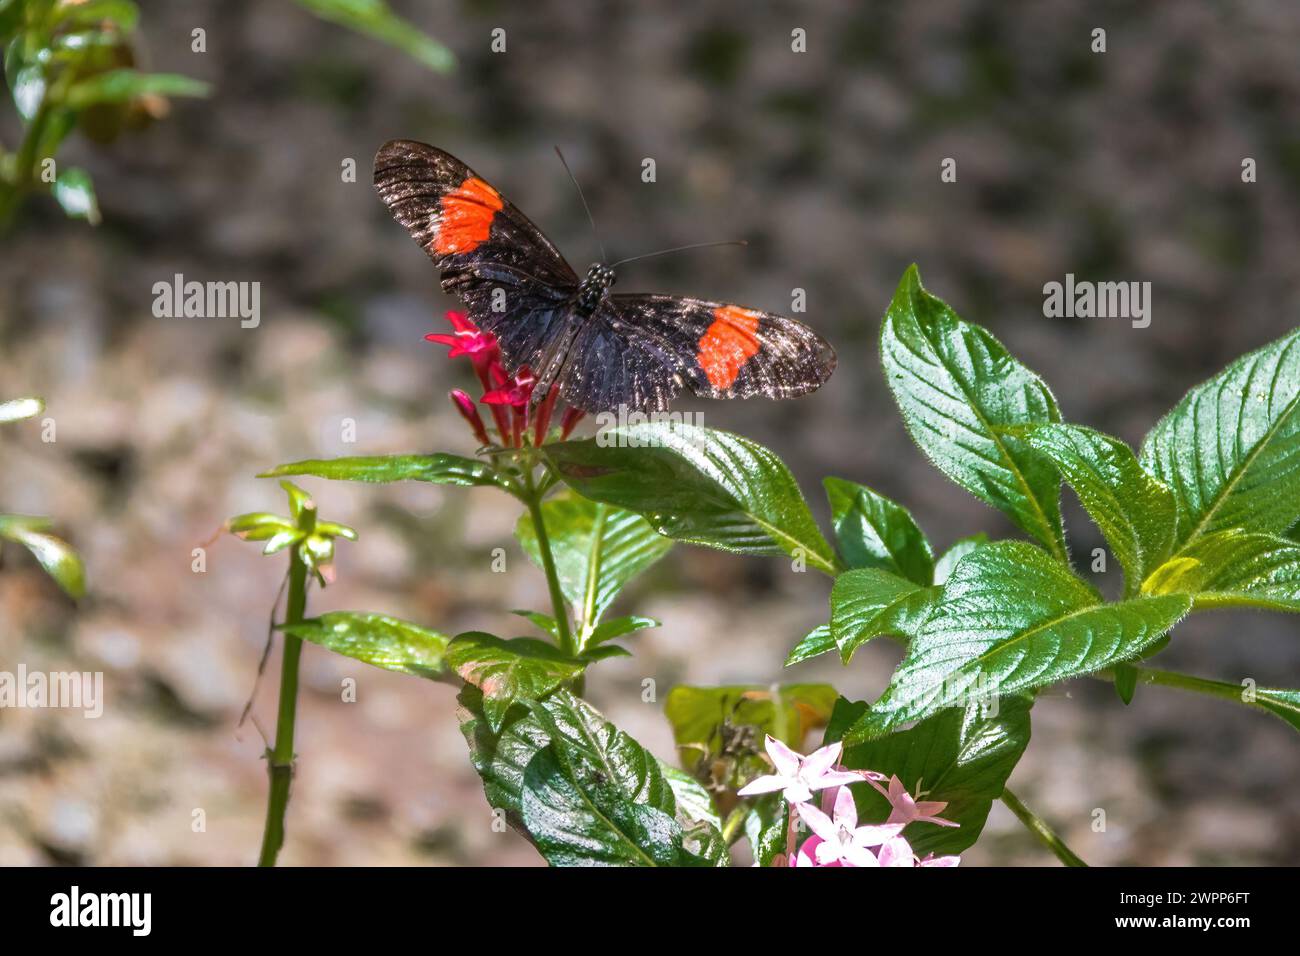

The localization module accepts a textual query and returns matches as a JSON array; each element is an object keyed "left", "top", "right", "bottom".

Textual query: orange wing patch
[
  {"left": 697, "top": 305, "right": 762, "bottom": 390},
  {"left": 433, "top": 177, "right": 504, "bottom": 255}
]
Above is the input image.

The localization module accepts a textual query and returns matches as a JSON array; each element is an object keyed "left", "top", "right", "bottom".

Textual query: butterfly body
[{"left": 374, "top": 140, "right": 835, "bottom": 414}]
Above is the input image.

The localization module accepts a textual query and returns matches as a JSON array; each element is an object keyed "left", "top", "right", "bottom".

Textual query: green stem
[
  {"left": 522, "top": 466, "right": 574, "bottom": 655},
  {"left": 1000, "top": 787, "right": 1087, "bottom": 867},
  {"left": 257, "top": 543, "right": 310, "bottom": 867},
  {"left": 720, "top": 806, "right": 747, "bottom": 846},
  {"left": 1096, "top": 665, "right": 1248, "bottom": 706}
]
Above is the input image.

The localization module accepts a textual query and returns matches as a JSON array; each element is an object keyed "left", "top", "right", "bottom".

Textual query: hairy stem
[
  {"left": 1000, "top": 787, "right": 1087, "bottom": 867},
  {"left": 257, "top": 545, "right": 309, "bottom": 867},
  {"left": 523, "top": 466, "right": 574, "bottom": 655}
]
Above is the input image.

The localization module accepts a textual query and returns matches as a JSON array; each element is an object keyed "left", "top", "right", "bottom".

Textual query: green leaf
[
  {"left": 512, "top": 609, "right": 561, "bottom": 640},
  {"left": 933, "top": 533, "right": 988, "bottom": 584},
  {"left": 1141, "top": 329, "right": 1300, "bottom": 552},
  {"left": 292, "top": 0, "right": 455, "bottom": 73},
  {"left": 830, "top": 568, "right": 938, "bottom": 662},
  {"left": 445, "top": 633, "right": 584, "bottom": 731},
  {"left": 515, "top": 491, "right": 671, "bottom": 645},
  {"left": 829, "top": 695, "right": 1033, "bottom": 857},
  {"left": 0, "top": 396, "right": 43, "bottom": 424},
  {"left": 64, "top": 69, "right": 209, "bottom": 109},
  {"left": 530, "top": 690, "right": 677, "bottom": 810},
  {"left": 10, "top": 62, "right": 45, "bottom": 121},
  {"left": 742, "top": 794, "right": 789, "bottom": 866},
  {"left": 784, "top": 623, "right": 835, "bottom": 665},
  {"left": 456, "top": 684, "right": 556, "bottom": 821},
  {"left": 823, "top": 476, "right": 933, "bottom": 583},
  {"left": 260, "top": 453, "right": 512, "bottom": 491},
  {"left": 55, "top": 0, "right": 140, "bottom": 30},
  {"left": 1142, "top": 530, "right": 1300, "bottom": 611},
  {"left": 851, "top": 541, "right": 1192, "bottom": 738},
  {"left": 521, "top": 748, "right": 686, "bottom": 867},
  {"left": 586, "top": 615, "right": 659, "bottom": 647},
  {"left": 457, "top": 686, "right": 725, "bottom": 866},
  {"left": 1252, "top": 688, "right": 1300, "bottom": 735},
  {"left": 281, "top": 611, "right": 448, "bottom": 679},
  {"left": 544, "top": 422, "right": 839, "bottom": 574},
  {"left": 52, "top": 166, "right": 99, "bottom": 224},
  {"left": 662, "top": 763, "right": 723, "bottom": 832},
  {"left": 1019, "top": 423, "right": 1175, "bottom": 593},
  {"left": 1113, "top": 663, "right": 1138, "bottom": 705},
  {"left": 664, "top": 684, "right": 839, "bottom": 778},
  {"left": 881, "top": 265, "right": 1066, "bottom": 560},
  {"left": 519, "top": 690, "right": 709, "bottom": 866},
  {"left": 226, "top": 512, "right": 296, "bottom": 541},
  {"left": 0, "top": 520, "right": 84, "bottom": 598}
]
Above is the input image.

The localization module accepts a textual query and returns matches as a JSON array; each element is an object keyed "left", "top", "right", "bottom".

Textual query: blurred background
[{"left": 2, "top": 0, "right": 1299, "bottom": 865}]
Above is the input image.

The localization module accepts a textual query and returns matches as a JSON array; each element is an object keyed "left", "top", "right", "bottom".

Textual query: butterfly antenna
[
  {"left": 609, "top": 239, "right": 748, "bottom": 268},
  {"left": 554, "top": 146, "right": 606, "bottom": 263}
]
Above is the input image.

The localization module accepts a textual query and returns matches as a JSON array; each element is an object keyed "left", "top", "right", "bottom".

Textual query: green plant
[
  {"left": 0, "top": 0, "right": 450, "bottom": 229},
  {"left": 232, "top": 266, "right": 1300, "bottom": 866}
]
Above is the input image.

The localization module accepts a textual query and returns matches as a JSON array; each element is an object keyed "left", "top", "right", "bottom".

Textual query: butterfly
[{"left": 373, "top": 140, "right": 835, "bottom": 414}]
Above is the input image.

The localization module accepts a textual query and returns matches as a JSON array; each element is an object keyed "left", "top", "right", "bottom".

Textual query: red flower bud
[
  {"left": 560, "top": 406, "right": 586, "bottom": 440},
  {"left": 449, "top": 389, "right": 491, "bottom": 446}
]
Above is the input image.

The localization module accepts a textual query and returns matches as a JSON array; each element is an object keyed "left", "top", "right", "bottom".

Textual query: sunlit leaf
[
  {"left": 881, "top": 265, "right": 1066, "bottom": 560},
  {"left": 830, "top": 568, "right": 938, "bottom": 662},
  {"left": 823, "top": 476, "right": 933, "bottom": 584},
  {"left": 282, "top": 611, "right": 449, "bottom": 679},
  {"left": 0, "top": 397, "right": 43, "bottom": 424},
  {"left": 1143, "top": 530, "right": 1300, "bottom": 612},
  {"left": 0, "top": 519, "right": 85, "bottom": 598},
  {"left": 260, "top": 453, "right": 513, "bottom": 491},
  {"left": 1141, "top": 328, "right": 1300, "bottom": 552},
  {"left": 544, "top": 422, "right": 839, "bottom": 574},
  {"left": 933, "top": 533, "right": 988, "bottom": 584},
  {"left": 784, "top": 623, "right": 835, "bottom": 666},
  {"left": 515, "top": 491, "right": 671, "bottom": 645},
  {"left": 850, "top": 541, "right": 1191, "bottom": 739},
  {"left": 50, "top": 166, "right": 99, "bottom": 223},
  {"left": 292, "top": 0, "right": 454, "bottom": 73},
  {"left": 445, "top": 633, "right": 583, "bottom": 731},
  {"left": 1019, "top": 423, "right": 1175, "bottom": 593}
]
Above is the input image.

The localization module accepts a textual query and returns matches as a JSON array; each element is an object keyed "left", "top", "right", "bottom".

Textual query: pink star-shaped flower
[
  {"left": 793, "top": 786, "right": 905, "bottom": 867},
  {"left": 871, "top": 774, "right": 959, "bottom": 828},
  {"left": 737, "top": 736, "right": 864, "bottom": 804}
]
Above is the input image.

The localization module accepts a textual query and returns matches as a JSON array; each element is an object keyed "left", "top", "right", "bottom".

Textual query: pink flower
[
  {"left": 870, "top": 774, "right": 959, "bottom": 828},
  {"left": 875, "top": 835, "right": 917, "bottom": 867},
  {"left": 794, "top": 786, "right": 905, "bottom": 867},
  {"left": 737, "top": 736, "right": 864, "bottom": 804},
  {"left": 917, "top": 852, "right": 961, "bottom": 867}
]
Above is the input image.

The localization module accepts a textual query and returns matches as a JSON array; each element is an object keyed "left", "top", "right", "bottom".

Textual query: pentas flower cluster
[
  {"left": 426, "top": 311, "right": 584, "bottom": 448},
  {"left": 738, "top": 736, "right": 961, "bottom": 868}
]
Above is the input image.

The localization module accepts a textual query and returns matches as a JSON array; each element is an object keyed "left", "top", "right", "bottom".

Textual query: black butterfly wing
[
  {"left": 373, "top": 140, "right": 579, "bottom": 372},
  {"left": 558, "top": 294, "right": 836, "bottom": 413}
]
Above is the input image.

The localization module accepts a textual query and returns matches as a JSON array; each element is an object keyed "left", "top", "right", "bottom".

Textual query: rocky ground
[{"left": 1, "top": 1, "right": 1299, "bottom": 865}]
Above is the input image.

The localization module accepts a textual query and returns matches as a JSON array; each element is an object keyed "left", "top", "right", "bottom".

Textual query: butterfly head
[{"left": 577, "top": 263, "right": 616, "bottom": 316}]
